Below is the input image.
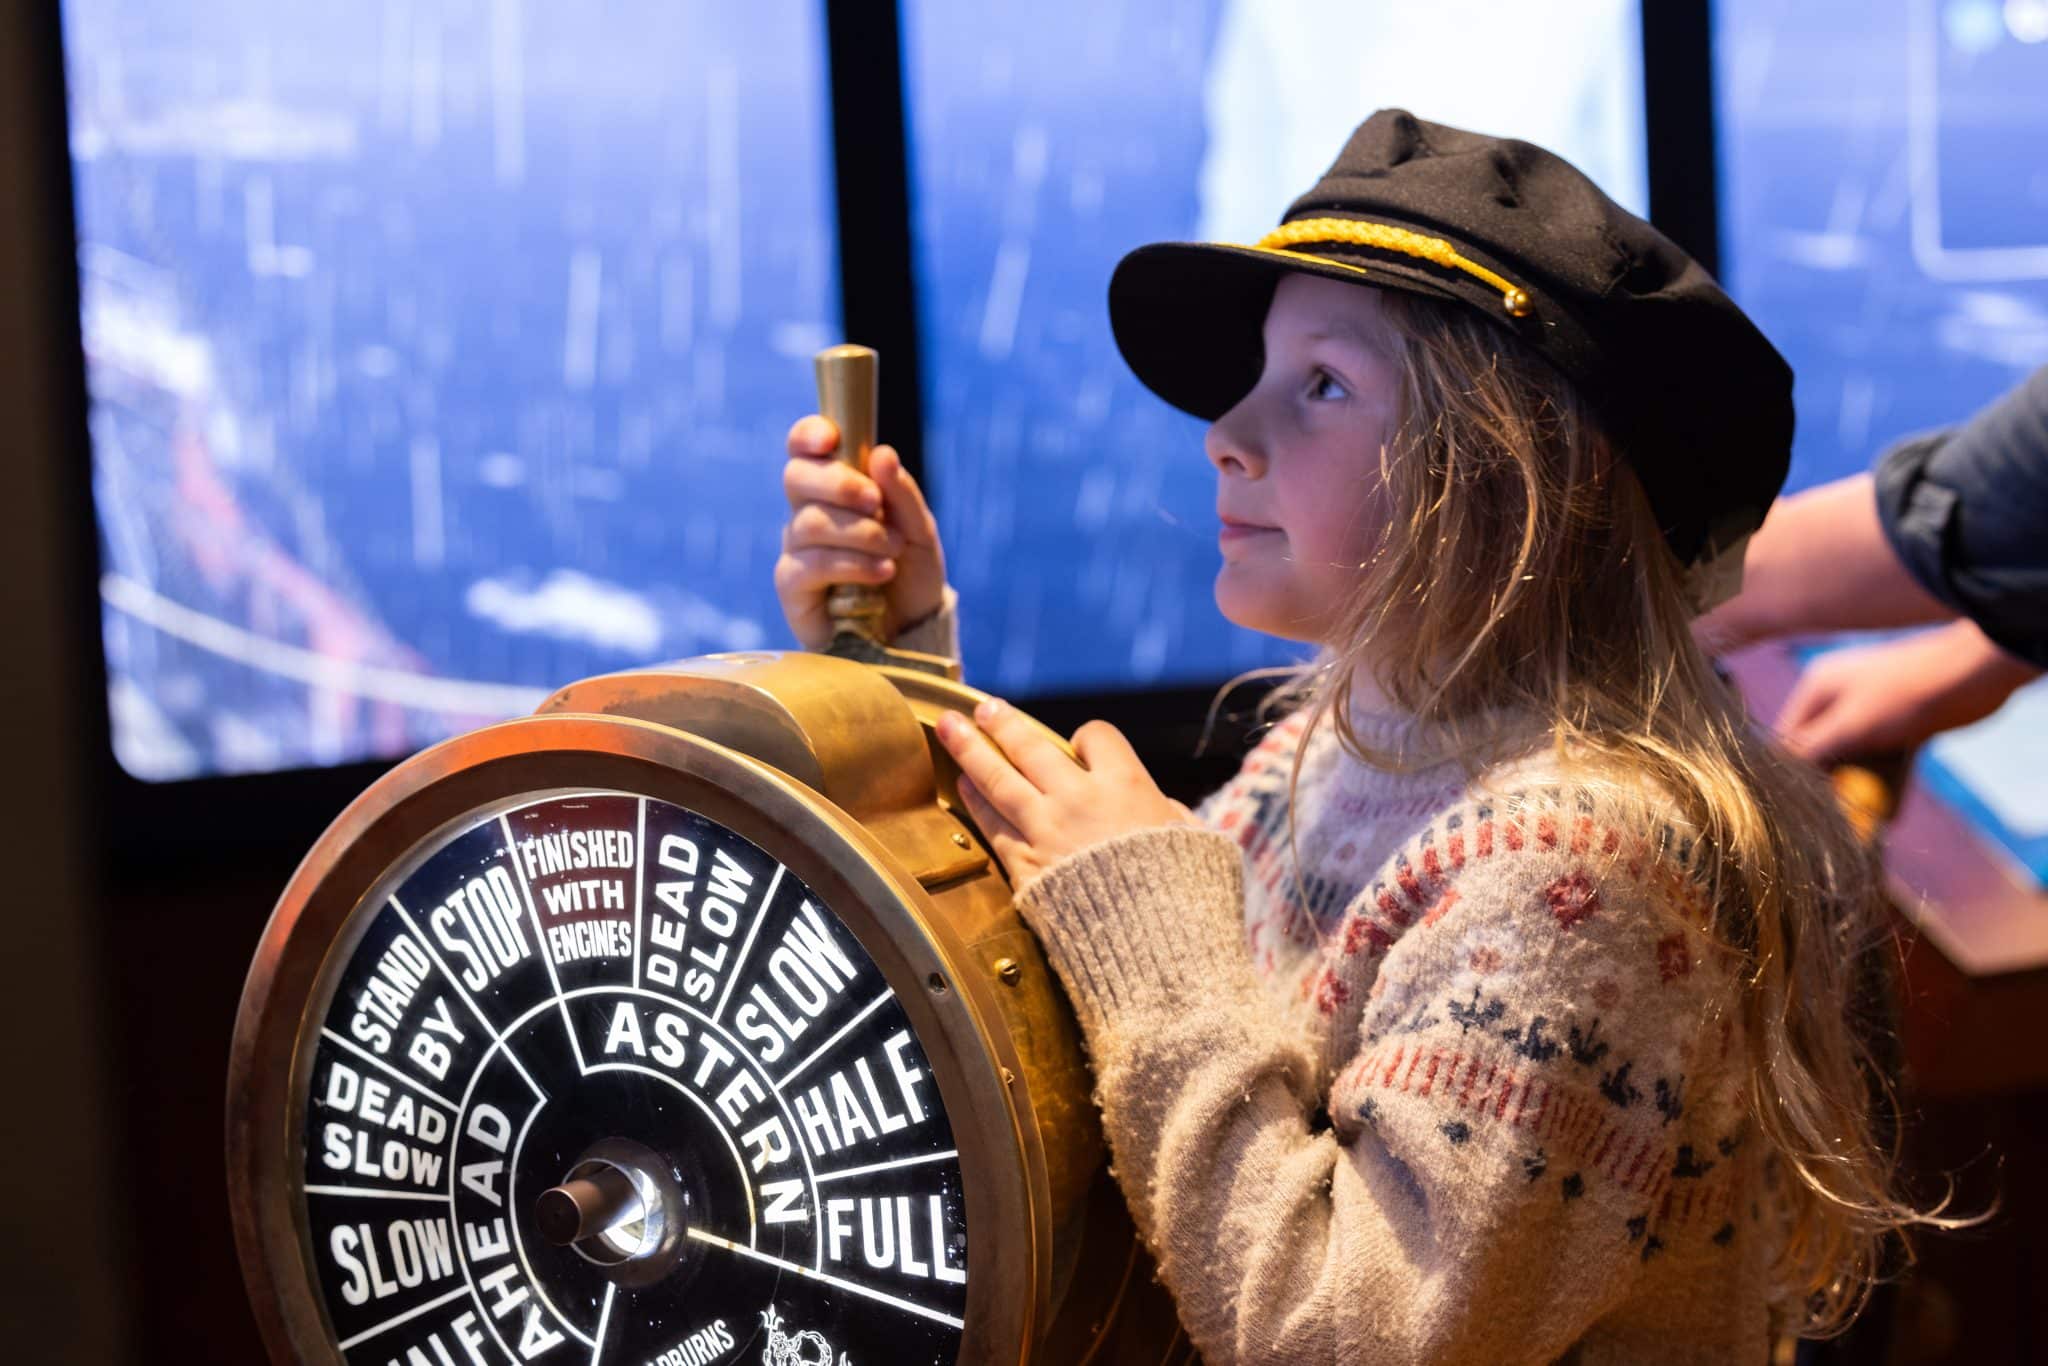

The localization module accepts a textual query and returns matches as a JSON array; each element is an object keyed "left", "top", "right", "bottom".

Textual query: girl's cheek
[{"left": 1351, "top": 477, "right": 1397, "bottom": 549}]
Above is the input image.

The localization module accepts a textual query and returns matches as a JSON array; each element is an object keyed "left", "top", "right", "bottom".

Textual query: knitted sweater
[{"left": 894, "top": 605, "right": 1778, "bottom": 1364}]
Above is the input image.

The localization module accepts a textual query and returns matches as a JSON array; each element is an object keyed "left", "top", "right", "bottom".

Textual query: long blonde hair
[{"left": 1255, "top": 288, "right": 1956, "bottom": 1333}]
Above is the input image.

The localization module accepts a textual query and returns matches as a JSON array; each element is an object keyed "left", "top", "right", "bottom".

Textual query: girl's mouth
[{"left": 1219, "top": 518, "right": 1280, "bottom": 544}]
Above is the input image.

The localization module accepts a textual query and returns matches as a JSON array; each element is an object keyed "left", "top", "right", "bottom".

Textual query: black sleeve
[{"left": 1873, "top": 366, "right": 2048, "bottom": 667}]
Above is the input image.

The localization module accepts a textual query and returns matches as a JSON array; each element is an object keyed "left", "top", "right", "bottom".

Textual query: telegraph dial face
[{"left": 293, "top": 788, "right": 970, "bottom": 1366}]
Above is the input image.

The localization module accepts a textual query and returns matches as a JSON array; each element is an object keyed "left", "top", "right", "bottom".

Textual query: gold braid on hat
[{"left": 1246, "top": 217, "right": 1533, "bottom": 317}]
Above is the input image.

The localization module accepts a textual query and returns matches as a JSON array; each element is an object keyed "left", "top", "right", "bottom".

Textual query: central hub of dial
[{"left": 536, "top": 1137, "right": 686, "bottom": 1286}]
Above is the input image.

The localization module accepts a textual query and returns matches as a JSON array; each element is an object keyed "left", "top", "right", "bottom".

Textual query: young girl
[{"left": 775, "top": 110, "right": 1927, "bottom": 1363}]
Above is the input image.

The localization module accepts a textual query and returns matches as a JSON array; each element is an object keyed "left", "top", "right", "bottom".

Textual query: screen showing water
[{"left": 63, "top": 0, "right": 839, "bottom": 780}]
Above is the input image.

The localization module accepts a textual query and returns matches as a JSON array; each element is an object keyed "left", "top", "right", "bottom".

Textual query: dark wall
[{"left": 0, "top": 3, "right": 134, "bottom": 1360}]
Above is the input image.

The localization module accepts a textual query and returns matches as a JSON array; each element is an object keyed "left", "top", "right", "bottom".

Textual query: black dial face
[{"left": 298, "top": 792, "right": 967, "bottom": 1366}]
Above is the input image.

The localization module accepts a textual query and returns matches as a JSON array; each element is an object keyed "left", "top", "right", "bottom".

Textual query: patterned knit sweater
[{"left": 896, "top": 605, "right": 1779, "bottom": 1364}]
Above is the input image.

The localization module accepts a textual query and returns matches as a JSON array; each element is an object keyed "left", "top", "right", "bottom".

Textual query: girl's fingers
[
  {"left": 786, "top": 414, "right": 839, "bottom": 457},
  {"left": 936, "top": 710, "right": 1043, "bottom": 830},
  {"left": 789, "top": 501, "right": 905, "bottom": 557},
  {"left": 784, "top": 455, "right": 882, "bottom": 515},
  {"left": 969, "top": 697, "right": 1082, "bottom": 795},
  {"left": 872, "top": 447, "right": 939, "bottom": 544},
  {"left": 1069, "top": 719, "right": 1141, "bottom": 779},
  {"left": 774, "top": 547, "right": 896, "bottom": 594},
  {"left": 953, "top": 773, "right": 1027, "bottom": 870}
]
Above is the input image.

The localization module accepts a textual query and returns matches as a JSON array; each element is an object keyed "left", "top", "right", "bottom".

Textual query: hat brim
[{"left": 1108, "top": 240, "right": 1469, "bottom": 422}]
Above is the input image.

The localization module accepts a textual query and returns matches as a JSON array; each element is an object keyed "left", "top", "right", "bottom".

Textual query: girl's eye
[{"left": 1307, "top": 368, "right": 1349, "bottom": 402}]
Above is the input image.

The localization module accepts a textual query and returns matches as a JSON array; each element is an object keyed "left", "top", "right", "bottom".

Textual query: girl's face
[{"left": 1206, "top": 274, "right": 1402, "bottom": 645}]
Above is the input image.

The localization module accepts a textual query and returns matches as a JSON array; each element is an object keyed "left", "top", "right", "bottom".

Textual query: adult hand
[
  {"left": 935, "top": 698, "right": 1192, "bottom": 890},
  {"left": 1775, "top": 619, "right": 2041, "bottom": 762},
  {"left": 773, "top": 415, "right": 947, "bottom": 650}
]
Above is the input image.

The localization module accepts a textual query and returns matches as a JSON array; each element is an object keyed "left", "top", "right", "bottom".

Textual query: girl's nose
[{"left": 1205, "top": 398, "right": 1267, "bottom": 479}]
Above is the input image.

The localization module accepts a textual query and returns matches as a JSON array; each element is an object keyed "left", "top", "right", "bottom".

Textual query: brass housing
[{"left": 227, "top": 651, "right": 1195, "bottom": 1365}]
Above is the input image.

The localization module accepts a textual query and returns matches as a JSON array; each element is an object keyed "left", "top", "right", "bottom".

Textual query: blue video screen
[
  {"left": 62, "top": 0, "right": 839, "bottom": 780},
  {"left": 1716, "top": 0, "right": 2048, "bottom": 491},
  {"left": 902, "top": 0, "right": 1649, "bottom": 696},
  {"left": 1717, "top": 0, "right": 2048, "bottom": 886}
]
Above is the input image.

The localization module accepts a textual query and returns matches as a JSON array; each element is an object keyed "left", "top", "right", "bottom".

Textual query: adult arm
[
  {"left": 1697, "top": 366, "right": 2048, "bottom": 662},
  {"left": 1871, "top": 366, "right": 2048, "bottom": 668},
  {"left": 1691, "top": 473, "right": 1952, "bottom": 653}
]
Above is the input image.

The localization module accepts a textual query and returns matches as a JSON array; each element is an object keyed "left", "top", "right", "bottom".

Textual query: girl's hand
[
  {"left": 774, "top": 415, "right": 947, "bottom": 650},
  {"left": 936, "top": 698, "right": 1192, "bottom": 889}
]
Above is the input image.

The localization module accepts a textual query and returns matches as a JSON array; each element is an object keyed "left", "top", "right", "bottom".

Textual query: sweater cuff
[
  {"left": 1013, "top": 825, "right": 1254, "bottom": 1042},
  {"left": 892, "top": 585, "right": 960, "bottom": 663}
]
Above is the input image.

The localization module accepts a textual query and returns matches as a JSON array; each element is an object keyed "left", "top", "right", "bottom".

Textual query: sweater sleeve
[
  {"left": 891, "top": 584, "right": 961, "bottom": 665},
  {"left": 1014, "top": 799, "right": 1739, "bottom": 1365}
]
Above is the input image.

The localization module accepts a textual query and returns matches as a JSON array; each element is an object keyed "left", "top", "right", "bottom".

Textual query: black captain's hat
[{"left": 1108, "top": 108, "right": 1794, "bottom": 568}]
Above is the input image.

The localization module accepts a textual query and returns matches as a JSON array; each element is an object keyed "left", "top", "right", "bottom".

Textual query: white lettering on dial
[
  {"left": 327, "top": 1217, "right": 457, "bottom": 1305},
  {"left": 821, "top": 1195, "right": 966, "bottom": 1285},
  {"left": 733, "top": 900, "right": 857, "bottom": 1064}
]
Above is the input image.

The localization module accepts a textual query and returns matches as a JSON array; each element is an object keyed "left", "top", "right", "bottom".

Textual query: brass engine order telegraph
[{"left": 226, "top": 347, "right": 1197, "bottom": 1365}]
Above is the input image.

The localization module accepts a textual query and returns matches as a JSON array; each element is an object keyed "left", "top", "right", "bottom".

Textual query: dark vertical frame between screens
[{"left": 29, "top": 0, "right": 1716, "bottom": 862}]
